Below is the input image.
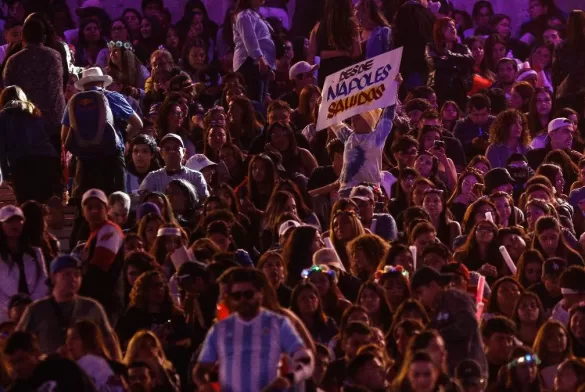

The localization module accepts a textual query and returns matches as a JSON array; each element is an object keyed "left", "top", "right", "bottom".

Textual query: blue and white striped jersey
[{"left": 199, "top": 309, "right": 305, "bottom": 392}]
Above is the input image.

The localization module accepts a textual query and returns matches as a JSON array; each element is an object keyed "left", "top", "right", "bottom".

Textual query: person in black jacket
[
  {"left": 453, "top": 93, "right": 495, "bottom": 162},
  {"left": 411, "top": 266, "right": 488, "bottom": 377},
  {"left": 426, "top": 17, "right": 474, "bottom": 109},
  {"left": 394, "top": 0, "right": 435, "bottom": 96}
]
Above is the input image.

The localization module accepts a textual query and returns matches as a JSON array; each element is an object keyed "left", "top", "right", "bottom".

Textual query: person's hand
[
  {"left": 258, "top": 56, "right": 270, "bottom": 74},
  {"left": 428, "top": 1, "right": 441, "bottom": 15},
  {"left": 479, "top": 263, "right": 498, "bottom": 278},
  {"left": 430, "top": 146, "right": 448, "bottom": 164},
  {"left": 395, "top": 73, "right": 403, "bottom": 86},
  {"left": 240, "top": 197, "right": 259, "bottom": 215},
  {"left": 264, "top": 142, "right": 279, "bottom": 154},
  {"left": 265, "top": 376, "right": 291, "bottom": 391},
  {"left": 472, "top": 137, "right": 489, "bottom": 152}
]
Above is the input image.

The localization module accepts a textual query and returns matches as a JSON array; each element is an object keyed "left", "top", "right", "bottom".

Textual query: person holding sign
[{"left": 332, "top": 73, "right": 402, "bottom": 197}]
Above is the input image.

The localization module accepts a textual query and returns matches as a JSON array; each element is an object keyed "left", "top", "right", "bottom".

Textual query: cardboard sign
[{"left": 316, "top": 47, "right": 403, "bottom": 131}]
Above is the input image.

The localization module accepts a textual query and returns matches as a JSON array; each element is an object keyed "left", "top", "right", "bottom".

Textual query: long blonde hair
[
  {"left": 123, "top": 330, "right": 173, "bottom": 370},
  {"left": 0, "top": 85, "right": 40, "bottom": 117}
]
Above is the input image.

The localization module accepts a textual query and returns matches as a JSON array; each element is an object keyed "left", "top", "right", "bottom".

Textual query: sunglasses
[{"left": 229, "top": 290, "right": 256, "bottom": 301}]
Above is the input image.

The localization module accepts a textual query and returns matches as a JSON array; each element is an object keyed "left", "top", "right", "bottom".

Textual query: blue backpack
[{"left": 65, "top": 90, "right": 120, "bottom": 159}]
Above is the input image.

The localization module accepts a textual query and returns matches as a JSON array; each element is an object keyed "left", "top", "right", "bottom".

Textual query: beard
[{"left": 236, "top": 299, "right": 261, "bottom": 319}]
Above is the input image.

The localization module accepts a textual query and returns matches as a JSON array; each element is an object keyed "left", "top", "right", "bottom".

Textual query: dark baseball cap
[
  {"left": 177, "top": 261, "right": 207, "bottom": 280},
  {"left": 543, "top": 257, "right": 567, "bottom": 277},
  {"left": 410, "top": 266, "right": 452, "bottom": 291},
  {"left": 50, "top": 255, "right": 82, "bottom": 275},
  {"left": 456, "top": 359, "right": 485, "bottom": 386}
]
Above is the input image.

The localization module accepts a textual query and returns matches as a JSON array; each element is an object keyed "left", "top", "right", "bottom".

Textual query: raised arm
[{"left": 308, "top": 23, "right": 319, "bottom": 65}]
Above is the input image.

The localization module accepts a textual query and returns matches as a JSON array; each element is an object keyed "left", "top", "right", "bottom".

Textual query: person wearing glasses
[
  {"left": 194, "top": 268, "right": 314, "bottom": 392},
  {"left": 140, "top": 133, "right": 209, "bottom": 204}
]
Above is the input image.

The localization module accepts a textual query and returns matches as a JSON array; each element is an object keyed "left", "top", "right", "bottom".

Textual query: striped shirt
[
  {"left": 199, "top": 309, "right": 305, "bottom": 392},
  {"left": 139, "top": 167, "right": 210, "bottom": 203}
]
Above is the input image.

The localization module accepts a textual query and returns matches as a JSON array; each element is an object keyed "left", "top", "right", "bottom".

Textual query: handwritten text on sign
[{"left": 316, "top": 47, "right": 403, "bottom": 131}]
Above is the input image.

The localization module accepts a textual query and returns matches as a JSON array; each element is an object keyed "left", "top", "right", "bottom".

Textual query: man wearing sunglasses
[{"left": 194, "top": 268, "right": 313, "bottom": 392}]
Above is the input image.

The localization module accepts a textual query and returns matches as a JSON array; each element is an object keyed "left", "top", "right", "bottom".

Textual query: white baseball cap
[
  {"left": 289, "top": 61, "right": 319, "bottom": 80},
  {"left": 185, "top": 154, "right": 217, "bottom": 172},
  {"left": 548, "top": 117, "right": 573, "bottom": 134},
  {"left": 82, "top": 189, "right": 108, "bottom": 206},
  {"left": 278, "top": 220, "right": 302, "bottom": 237},
  {"left": 0, "top": 205, "right": 24, "bottom": 222}
]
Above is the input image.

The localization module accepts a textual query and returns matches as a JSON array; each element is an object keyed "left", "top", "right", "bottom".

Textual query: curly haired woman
[{"left": 485, "top": 109, "right": 532, "bottom": 168}]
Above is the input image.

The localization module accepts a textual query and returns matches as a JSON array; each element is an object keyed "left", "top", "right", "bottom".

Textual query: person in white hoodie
[{"left": 0, "top": 205, "right": 48, "bottom": 323}]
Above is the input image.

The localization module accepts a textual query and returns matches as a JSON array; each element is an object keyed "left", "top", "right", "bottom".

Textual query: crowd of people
[{"left": 0, "top": 0, "right": 583, "bottom": 391}]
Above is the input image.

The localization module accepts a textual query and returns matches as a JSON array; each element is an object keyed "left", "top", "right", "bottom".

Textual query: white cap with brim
[
  {"left": 74, "top": 67, "right": 113, "bottom": 90},
  {"left": 0, "top": 205, "right": 24, "bottom": 222},
  {"left": 312, "top": 248, "right": 344, "bottom": 270},
  {"left": 185, "top": 154, "right": 217, "bottom": 172},
  {"left": 82, "top": 188, "right": 108, "bottom": 206},
  {"left": 548, "top": 117, "right": 573, "bottom": 134},
  {"left": 289, "top": 61, "right": 319, "bottom": 80},
  {"left": 160, "top": 133, "right": 185, "bottom": 148},
  {"left": 278, "top": 220, "right": 302, "bottom": 237}
]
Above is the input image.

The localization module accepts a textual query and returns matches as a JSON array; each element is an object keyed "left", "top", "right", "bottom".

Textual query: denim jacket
[{"left": 365, "top": 26, "right": 392, "bottom": 59}]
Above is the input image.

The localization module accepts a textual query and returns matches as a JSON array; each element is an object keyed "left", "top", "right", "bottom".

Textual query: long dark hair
[
  {"left": 454, "top": 220, "right": 506, "bottom": 272},
  {"left": 282, "top": 226, "right": 317, "bottom": 287},
  {"left": 464, "top": 36, "right": 496, "bottom": 81},
  {"left": 283, "top": 226, "right": 319, "bottom": 287},
  {"left": 483, "top": 33, "right": 506, "bottom": 73},
  {"left": 290, "top": 281, "right": 329, "bottom": 326},
  {"left": 322, "top": 0, "right": 359, "bottom": 52},
  {"left": 527, "top": 87, "right": 554, "bottom": 138},
  {"left": 486, "top": 277, "right": 523, "bottom": 315},
  {"left": 181, "top": 37, "right": 208, "bottom": 75},
  {"left": 21, "top": 201, "right": 56, "bottom": 262},
  {"left": 566, "top": 10, "right": 585, "bottom": 51},
  {"left": 356, "top": 281, "right": 393, "bottom": 332},
  {"left": 75, "top": 18, "right": 107, "bottom": 65},
  {"left": 107, "top": 45, "right": 143, "bottom": 88},
  {"left": 532, "top": 216, "right": 582, "bottom": 262},
  {"left": 228, "top": 96, "right": 262, "bottom": 143},
  {"left": 0, "top": 211, "right": 41, "bottom": 275},
  {"left": 357, "top": 0, "right": 390, "bottom": 28},
  {"left": 246, "top": 154, "right": 278, "bottom": 208},
  {"left": 511, "top": 291, "right": 546, "bottom": 330}
]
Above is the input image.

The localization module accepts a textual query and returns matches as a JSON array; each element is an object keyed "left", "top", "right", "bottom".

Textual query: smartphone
[{"left": 433, "top": 140, "right": 445, "bottom": 149}]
